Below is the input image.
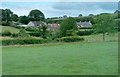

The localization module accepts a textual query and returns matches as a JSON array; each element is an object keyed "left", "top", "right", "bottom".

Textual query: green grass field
[
  {"left": 2, "top": 41, "right": 118, "bottom": 75},
  {"left": 0, "top": 26, "right": 20, "bottom": 33},
  {"left": 81, "top": 33, "right": 118, "bottom": 42}
]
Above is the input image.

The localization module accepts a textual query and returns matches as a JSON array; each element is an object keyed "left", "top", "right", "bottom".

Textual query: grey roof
[
  {"left": 77, "top": 21, "right": 92, "bottom": 27},
  {"left": 32, "top": 21, "right": 41, "bottom": 26},
  {"left": 28, "top": 21, "right": 43, "bottom": 27}
]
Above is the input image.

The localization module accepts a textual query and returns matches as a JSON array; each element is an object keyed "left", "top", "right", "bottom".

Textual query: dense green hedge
[
  {"left": 25, "top": 27, "right": 38, "bottom": 32},
  {"left": 28, "top": 32, "right": 41, "bottom": 37},
  {"left": 2, "top": 31, "right": 11, "bottom": 36},
  {"left": 2, "top": 22, "right": 10, "bottom": 26},
  {"left": 56, "top": 36, "right": 84, "bottom": 42},
  {"left": 2, "top": 38, "right": 49, "bottom": 45},
  {"left": 11, "top": 33, "right": 18, "bottom": 37},
  {"left": 77, "top": 30, "right": 93, "bottom": 36}
]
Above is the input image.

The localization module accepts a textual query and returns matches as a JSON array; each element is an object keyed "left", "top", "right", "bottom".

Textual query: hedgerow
[{"left": 2, "top": 38, "right": 49, "bottom": 45}]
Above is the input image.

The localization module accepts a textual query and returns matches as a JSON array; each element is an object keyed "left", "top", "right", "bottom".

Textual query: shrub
[
  {"left": 57, "top": 36, "right": 84, "bottom": 42},
  {"left": 2, "top": 38, "right": 49, "bottom": 45},
  {"left": 49, "top": 31, "right": 61, "bottom": 40},
  {"left": 11, "top": 33, "right": 18, "bottom": 37},
  {"left": 2, "top": 31, "right": 11, "bottom": 36},
  {"left": 25, "top": 27, "right": 38, "bottom": 32},
  {"left": 77, "top": 30, "right": 93, "bottom": 36},
  {"left": 2, "top": 22, "right": 10, "bottom": 26},
  {"left": 28, "top": 32, "right": 41, "bottom": 37},
  {"left": 18, "top": 29, "right": 29, "bottom": 37}
]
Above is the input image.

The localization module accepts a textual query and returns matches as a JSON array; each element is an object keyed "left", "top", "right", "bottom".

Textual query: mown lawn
[{"left": 2, "top": 41, "right": 118, "bottom": 75}]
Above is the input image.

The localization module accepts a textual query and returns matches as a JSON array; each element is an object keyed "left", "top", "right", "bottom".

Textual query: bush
[
  {"left": 28, "top": 32, "right": 41, "bottom": 37},
  {"left": 2, "top": 38, "right": 49, "bottom": 45},
  {"left": 77, "top": 30, "right": 93, "bottom": 36},
  {"left": 2, "top": 31, "right": 11, "bottom": 36},
  {"left": 57, "top": 36, "right": 84, "bottom": 42},
  {"left": 18, "top": 29, "right": 29, "bottom": 37},
  {"left": 49, "top": 31, "right": 61, "bottom": 40},
  {"left": 2, "top": 22, "right": 10, "bottom": 26},
  {"left": 11, "top": 33, "right": 18, "bottom": 37},
  {"left": 25, "top": 27, "right": 38, "bottom": 32}
]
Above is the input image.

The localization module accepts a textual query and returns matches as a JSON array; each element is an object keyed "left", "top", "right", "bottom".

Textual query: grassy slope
[
  {"left": 0, "top": 26, "right": 20, "bottom": 33},
  {"left": 2, "top": 41, "right": 118, "bottom": 75},
  {"left": 81, "top": 33, "right": 118, "bottom": 42}
]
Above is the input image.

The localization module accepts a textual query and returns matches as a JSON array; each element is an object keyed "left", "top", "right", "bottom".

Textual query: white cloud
[{"left": 1, "top": 2, "right": 117, "bottom": 18}]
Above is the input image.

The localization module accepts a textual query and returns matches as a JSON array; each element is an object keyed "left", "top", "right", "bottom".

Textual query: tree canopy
[
  {"left": 93, "top": 14, "right": 116, "bottom": 41},
  {"left": 78, "top": 14, "right": 82, "bottom": 17},
  {"left": 19, "top": 16, "right": 29, "bottom": 24},
  {"left": 1, "top": 9, "right": 13, "bottom": 24},
  {"left": 28, "top": 9, "right": 45, "bottom": 21},
  {"left": 11, "top": 14, "right": 19, "bottom": 22},
  {"left": 60, "top": 17, "right": 77, "bottom": 36}
]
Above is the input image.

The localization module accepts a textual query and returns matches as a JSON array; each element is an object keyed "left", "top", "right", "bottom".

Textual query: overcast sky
[{"left": 1, "top": 2, "right": 118, "bottom": 18}]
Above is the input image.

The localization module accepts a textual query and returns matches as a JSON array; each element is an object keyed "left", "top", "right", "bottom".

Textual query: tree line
[
  {"left": 0, "top": 8, "right": 97, "bottom": 25},
  {"left": 0, "top": 9, "right": 45, "bottom": 25}
]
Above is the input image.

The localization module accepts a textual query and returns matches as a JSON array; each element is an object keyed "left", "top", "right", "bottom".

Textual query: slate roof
[
  {"left": 28, "top": 21, "right": 44, "bottom": 27},
  {"left": 77, "top": 21, "right": 92, "bottom": 27}
]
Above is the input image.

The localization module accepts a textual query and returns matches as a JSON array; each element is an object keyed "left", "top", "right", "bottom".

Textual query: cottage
[
  {"left": 47, "top": 23, "right": 60, "bottom": 31},
  {"left": 77, "top": 21, "right": 92, "bottom": 28},
  {"left": 27, "top": 21, "right": 44, "bottom": 27}
]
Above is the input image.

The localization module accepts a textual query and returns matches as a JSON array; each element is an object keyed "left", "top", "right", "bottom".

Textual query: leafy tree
[
  {"left": 28, "top": 9, "right": 45, "bottom": 21},
  {"left": 50, "top": 31, "right": 61, "bottom": 40},
  {"left": 63, "top": 15, "right": 67, "bottom": 18},
  {"left": 115, "top": 19, "right": 120, "bottom": 31},
  {"left": 78, "top": 14, "right": 82, "bottom": 17},
  {"left": 11, "top": 14, "right": 18, "bottom": 22},
  {"left": 1, "top": 9, "right": 13, "bottom": 25},
  {"left": 89, "top": 14, "right": 94, "bottom": 17},
  {"left": 60, "top": 17, "right": 78, "bottom": 37},
  {"left": 38, "top": 24, "right": 48, "bottom": 38},
  {"left": 75, "top": 16, "right": 94, "bottom": 23},
  {"left": 4, "top": 9, "right": 13, "bottom": 22},
  {"left": 19, "top": 16, "right": 29, "bottom": 24},
  {"left": 46, "top": 19, "right": 54, "bottom": 24},
  {"left": 41, "top": 25, "right": 48, "bottom": 38},
  {"left": 0, "top": 9, "right": 4, "bottom": 21},
  {"left": 93, "top": 14, "right": 116, "bottom": 41}
]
